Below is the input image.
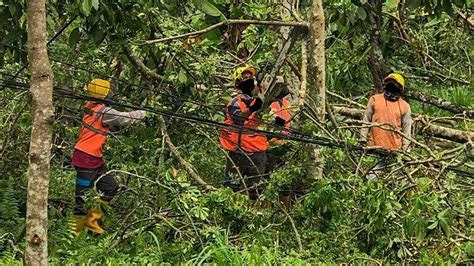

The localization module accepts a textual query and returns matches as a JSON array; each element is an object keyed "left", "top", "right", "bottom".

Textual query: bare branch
[
  {"left": 145, "top": 19, "right": 309, "bottom": 45},
  {"left": 123, "top": 45, "right": 169, "bottom": 83},
  {"left": 158, "top": 117, "right": 216, "bottom": 191}
]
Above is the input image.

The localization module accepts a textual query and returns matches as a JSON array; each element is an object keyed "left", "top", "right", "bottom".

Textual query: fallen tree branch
[
  {"left": 261, "top": 28, "right": 299, "bottom": 111},
  {"left": 456, "top": 12, "right": 474, "bottom": 29},
  {"left": 159, "top": 116, "right": 216, "bottom": 190},
  {"left": 123, "top": 45, "right": 169, "bottom": 83},
  {"left": 145, "top": 19, "right": 309, "bottom": 45},
  {"left": 332, "top": 106, "right": 473, "bottom": 144},
  {"left": 405, "top": 91, "right": 473, "bottom": 117}
]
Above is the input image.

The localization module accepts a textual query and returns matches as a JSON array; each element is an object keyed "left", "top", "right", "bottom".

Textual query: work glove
[
  {"left": 275, "top": 117, "right": 286, "bottom": 127},
  {"left": 131, "top": 110, "right": 147, "bottom": 121},
  {"left": 249, "top": 97, "right": 263, "bottom": 113}
]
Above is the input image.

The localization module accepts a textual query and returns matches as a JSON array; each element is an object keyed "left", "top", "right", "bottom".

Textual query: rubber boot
[
  {"left": 74, "top": 215, "right": 86, "bottom": 236},
  {"left": 84, "top": 207, "right": 105, "bottom": 234}
]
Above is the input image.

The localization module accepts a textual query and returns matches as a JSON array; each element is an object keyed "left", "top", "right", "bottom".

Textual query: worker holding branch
[
  {"left": 72, "top": 78, "right": 146, "bottom": 235},
  {"left": 219, "top": 66, "right": 269, "bottom": 202}
]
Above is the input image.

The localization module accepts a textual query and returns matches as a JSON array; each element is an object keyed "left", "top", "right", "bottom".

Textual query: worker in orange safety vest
[
  {"left": 360, "top": 72, "right": 412, "bottom": 180},
  {"left": 267, "top": 77, "right": 293, "bottom": 208},
  {"left": 72, "top": 78, "right": 146, "bottom": 235},
  {"left": 219, "top": 66, "right": 269, "bottom": 200}
]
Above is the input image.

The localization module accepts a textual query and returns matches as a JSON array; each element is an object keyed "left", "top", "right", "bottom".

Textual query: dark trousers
[
  {"left": 74, "top": 165, "right": 119, "bottom": 215},
  {"left": 266, "top": 144, "right": 291, "bottom": 196},
  {"left": 224, "top": 151, "right": 267, "bottom": 200}
]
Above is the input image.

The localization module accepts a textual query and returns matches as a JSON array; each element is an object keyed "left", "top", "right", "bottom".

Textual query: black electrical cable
[
  {"left": 2, "top": 67, "right": 313, "bottom": 138},
  {"left": 1, "top": 42, "right": 315, "bottom": 137},
  {"left": 0, "top": 77, "right": 340, "bottom": 146},
  {"left": 2, "top": 80, "right": 472, "bottom": 178}
]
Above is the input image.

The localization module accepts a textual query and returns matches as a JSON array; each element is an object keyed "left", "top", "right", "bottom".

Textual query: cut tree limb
[
  {"left": 260, "top": 28, "right": 299, "bottom": 110},
  {"left": 123, "top": 45, "right": 169, "bottom": 83},
  {"left": 332, "top": 106, "right": 473, "bottom": 144},
  {"left": 456, "top": 12, "right": 474, "bottom": 29},
  {"left": 405, "top": 91, "right": 473, "bottom": 117},
  {"left": 159, "top": 117, "right": 216, "bottom": 190},
  {"left": 145, "top": 19, "right": 309, "bottom": 45}
]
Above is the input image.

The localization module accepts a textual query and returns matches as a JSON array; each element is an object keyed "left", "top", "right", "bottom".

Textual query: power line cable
[{"left": 1, "top": 79, "right": 472, "bottom": 178}]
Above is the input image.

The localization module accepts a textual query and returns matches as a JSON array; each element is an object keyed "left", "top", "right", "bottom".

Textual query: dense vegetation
[{"left": 1, "top": 0, "right": 472, "bottom": 264}]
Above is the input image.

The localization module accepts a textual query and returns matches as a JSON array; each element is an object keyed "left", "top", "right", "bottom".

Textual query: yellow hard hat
[
  {"left": 384, "top": 73, "right": 405, "bottom": 90},
  {"left": 85, "top": 79, "right": 110, "bottom": 99},
  {"left": 231, "top": 66, "right": 256, "bottom": 86}
]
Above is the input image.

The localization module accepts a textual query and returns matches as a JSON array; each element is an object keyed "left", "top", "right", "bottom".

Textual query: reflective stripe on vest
[
  {"left": 369, "top": 93, "right": 409, "bottom": 150},
  {"left": 219, "top": 96, "right": 269, "bottom": 153},
  {"left": 74, "top": 102, "right": 110, "bottom": 158}
]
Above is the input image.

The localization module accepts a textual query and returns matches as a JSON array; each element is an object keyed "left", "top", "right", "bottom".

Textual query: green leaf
[
  {"left": 203, "top": 28, "right": 221, "bottom": 42},
  {"left": 425, "top": 18, "right": 443, "bottom": 28},
  {"left": 439, "top": 218, "right": 450, "bottom": 237},
  {"left": 386, "top": 0, "right": 398, "bottom": 9},
  {"left": 81, "top": 0, "right": 92, "bottom": 16},
  {"left": 91, "top": 0, "right": 99, "bottom": 10},
  {"left": 192, "top": 0, "right": 224, "bottom": 18},
  {"left": 68, "top": 27, "right": 81, "bottom": 47},
  {"left": 427, "top": 220, "right": 438, "bottom": 230},
  {"left": 415, "top": 224, "right": 426, "bottom": 242},
  {"left": 178, "top": 69, "right": 188, "bottom": 84},
  {"left": 356, "top": 6, "right": 367, "bottom": 20},
  {"left": 8, "top": 3, "right": 15, "bottom": 16}
]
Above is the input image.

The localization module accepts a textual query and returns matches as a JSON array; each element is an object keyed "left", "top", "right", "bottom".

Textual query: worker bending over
[
  {"left": 360, "top": 73, "right": 412, "bottom": 180},
  {"left": 219, "top": 66, "right": 269, "bottom": 201},
  {"left": 72, "top": 78, "right": 146, "bottom": 235}
]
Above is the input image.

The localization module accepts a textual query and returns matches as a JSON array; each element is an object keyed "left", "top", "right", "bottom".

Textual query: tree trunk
[
  {"left": 299, "top": 39, "right": 308, "bottom": 109},
  {"left": 307, "top": 0, "right": 326, "bottom": 179},
  {"left": 364, "top": 0, "right": 385, "bottom": 92},
  {"left": 280, "top": 0, "right": 301, "bottom": 101},
  {"left": 25, "top": 0, "right": 54, "bottom": 265}
]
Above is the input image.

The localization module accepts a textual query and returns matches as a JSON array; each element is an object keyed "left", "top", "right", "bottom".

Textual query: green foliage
[{"left": 0, "top": 0, "right": 472, "bottom": 264}]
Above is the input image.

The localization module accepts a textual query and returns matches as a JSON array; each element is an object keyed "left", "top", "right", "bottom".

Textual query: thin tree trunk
[
  {"left": 25, "top": 0, "right": 54, "bottom": 264},
  {"left": 299, "top": 39, "right": 308, "bottom": 109},
  {"left": 364, "top": 0, "right": 385, "bottom": 92},
  {"left": 307, "top": 0, "right": 326, "bottom": 179},
  {"left": 280, "top": 0, "right": 301, "bottom": 107}
]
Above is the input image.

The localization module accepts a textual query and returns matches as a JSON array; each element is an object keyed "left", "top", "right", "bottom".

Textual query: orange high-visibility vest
[
  {"left": 270, "top": 98, "right": 291, "bottom": 134},
  {"left": 219, "top": 96, "right": 269, "bottom": 153},
  {"left": 369, "top": 93, "right": 409, "bottom": 150},
  {"left": 74, "top": 101, "right": 110, "bottom": 158}
]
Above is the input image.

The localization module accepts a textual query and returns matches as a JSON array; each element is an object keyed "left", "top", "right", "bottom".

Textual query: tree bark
[
  {"left": 299, "top": 39, "right": 308, "bottom": 109},
  {"left": 307, "top": 0, "right": 326, "bottom": 179},
  {"left": 25, "top": 0, "right": 54, "bottom": 265},
  {"left": 280, "top": 0, "right": 301, "bottom": 102},
  {"left": 123, "top": 44, "right": 169, "bottom": 83},
  {"left": 364, "top": 0, "right": 386, "bottom": 92}
]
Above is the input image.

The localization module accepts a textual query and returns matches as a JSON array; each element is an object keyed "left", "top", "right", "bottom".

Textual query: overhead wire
[
  {"left": 0, "top": 58, "right": 314, "bottom": 138},
  {"left": 1, "top": 45, "right": 472, "bottom": 178},
  {"left": 0, "top": 73, "right": 341, "bottom": 147},
  {"left": 1, "top": 41, "right": 318, "bottom": 138}
]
